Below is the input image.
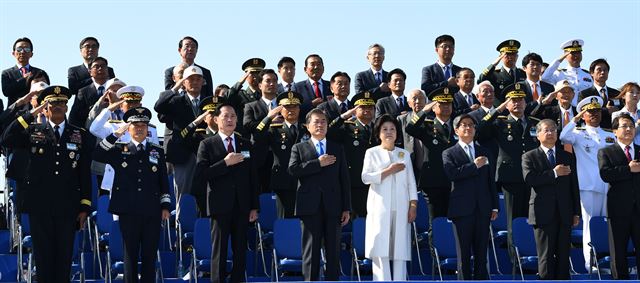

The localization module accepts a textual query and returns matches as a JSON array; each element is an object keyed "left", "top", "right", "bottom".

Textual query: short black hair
[
  {"left": 386, "top": 68, "right": 406, "bottom": 83},
  {"left": 178, "top": 36, "right": 198, "bottom": 49},
  {"left": 213, "top": 103, "right": 235, "bottom": 116},
  {"left": 258, "top": 69, "right": 278, "bottom": 83},
  {"left": 305, "top": 108, "right": 326, "bottom": 124},
  {"left": 330, "top": 71, "right": 351, "bottom": 83},
  {"left": 453, "top": 113, "right": 477, "bottom": 129},
  {"left": 612, "top": 113, "right": 634, "bottom": 130},
  {"left": 522, "top": 52, "right": 543, "bottom": 67},
  {"left": 589, "top": 58, "right": 610, "bottom": 73},
  {"left": 304, "top": 54, "right": 323, "bottom": 67},
  {"left": 13, "top": 37, "right": 33, "bottom": 51},
  {"left": 89, "top": 57, "right": 108, "bottom": 68},
  {"left": 435, "top": 34, "right": 455, "bottom": 47},
  {"left": 455, "top": 67, "right": 475, "bottom": 78},
  {"left": 79, "top": 37, "right": 99, "bottom": 49},
  {"left": 277, "top": 57, "right": 296, "bottom": 69},
  {"left": 373, "top": 114, "right": 401, "bottom": 144}
]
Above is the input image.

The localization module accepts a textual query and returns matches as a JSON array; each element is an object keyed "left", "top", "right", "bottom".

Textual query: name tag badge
[
  {"left": 149, "top": 156, "right": 158, "bottom": 164},
  {"left": 241, "top": 151, "right": 251, "bottom": 158},
  {"left": 66, "top": 143, "right": 78, "bottom": 151}
]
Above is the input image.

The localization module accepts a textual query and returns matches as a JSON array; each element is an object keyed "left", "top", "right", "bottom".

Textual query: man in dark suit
[
  {"left": 598, "top": 113, "right": 640, "bottom": 280},
  {"left": 469, "top": 81, "right": 499, "bottom": 164},
  {"left": 443, "top": 113, "right": 498, "bottom": 280},
  {"left": 295, "top": 54, "right": 332, "bottom": 120},
  {"left": 67, "top": 37, "right": 115, "bottom": 96},
  {"left": 327, "top": 92, "right": 376, "bottom": 217},
  {"left": 406, "top": 87, "right": 457, "bottom": 218},
  {"left": 227, "top": 58, "right": 265, "bottom": 135},
  {"left": 276, "top": 57, "right": 297, "bottom": 93},
  {"left": 578, "top": 59, "right": 621, "bottom": 130},
  {"left": 2, "top": 37, "right": 49, "bottom": 106},
  {"left": 530, "top": 80, "right": 578, "bottom": 151},
  {"left": 318, "top": 71, "right": 352, "bottom": 122},
  {"left": 522, "top": 119, "right": 581, "bottom": 280},
  {"left": 478, "top": 39, "right": 526, "bottom": 95},
  {"left": 69, "top": 57, "right": 110, "bottom": 129},
  {"left": 519, "top": 53, "right": 555, "bottom": 106},
  {"left": 163, "top": 36, "right": 213, "bottom": 96},
  {"left": 254, "top": 91, "right": 308, "bottom": 218},
  {"left": 1, "top": 86, "right": 91, "bottom": 283},
  {"left": 397, "top": 89, "right": 427, "bottom": 181},
  {"left": 93, "top": 107, "right": 172, "bottom": 282},
  {"left": 288, "top": 108, "right": 351, "bottom": 281},
  {"left": 420, "top": 34, "right": 461, "bottom": 95},
  {"left": 375, "top": 68, "right": 411, "bottom": 120},
  {"left": 155, "top": 66, "right": 211, "bottom": 196},
  {"left": 195, "top": 103, "right": 259, "bottom": 283},
  {"left": 354, "top": 43, "right": 390, "bottom": 100},
  {"left": 452, "top": 68, "right": 480, "bottom": 118}
]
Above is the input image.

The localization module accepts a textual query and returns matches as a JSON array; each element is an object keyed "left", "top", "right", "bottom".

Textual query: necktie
[
  {"left": 375, "top": 72, "right": 382, "bottom": 85},
  {"left": 317, "top": 141, "right": 324, "bottom": 156},
  {"left": 286, "top": 83, "right": 292, "bottom": 92},
  {"left": 625, "top": 145, "right": 632, "bottom": 162},
  {"left": 396, "top": 97, "right": 403, "bottom": 110},
  {"left": 443, "top": 65, "right": 451, "bottom": 80},
  {"left": 532, "top": 83, "right": 539, "bottom": 101},
  {"left": 443, "top": 123, "right": 450, "bottom": 137},
  {"left": 54, "top": 125, "right": 61, "bottom": 142},
  {"left": 467, "top": 95, "right": 474, "bottom": 107},
  {"left": 192, "top": 98, "right": 200, "bottom": 115},
  {"left": 600, "top": 88, "right": 608, "bottom": 101},
  {"left": 313, "top": 82, "right": 321, "bottom": 99},
  {"left": 268, "top": 100, "right": 276, "bottom": 111},
  {"left": 340, "top": 102, "right": 348, "bottom": 114},
  {"left": 465, "top": 145, "right": 474, "bottom": 162},
  {"left": 97, "top": 85, "right": 105, "bottom": 98},
  {"left": 547, "top": 149, "right": 556, "bottom": 167},
  {"left": 226, "top": 137, "right": 234, "bottom": 153},
  {"left": 563, "top": 110, "right": 573, "bottom": 153},
  {"left": 20, "top": 67, "right": 27, "bottom": 76},
  {"left": 290, "top": 124, "right": 298, "bottom": 139},
  {"left": 137, "top": 143, "right": 145, "bottom": 155},
  {"left": 509, "top": 69, "right": 515, "bottom": 79}
]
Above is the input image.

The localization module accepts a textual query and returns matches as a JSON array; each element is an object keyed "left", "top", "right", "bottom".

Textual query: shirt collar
[
  {"left": 49, "top": 120, "right": 66, "bottom": 132},
  {"left": 261, "top": 96, "right": 275, "bottom": 107},
  {"left": 617, "top": 141, "right": 635, "bottom": 159},
  {"left": 131, "top": 139, "right": 148, "bottom": 148},
  {"left": 458, "top": 140, "right": 473, "bottom": 148},
  {"left": 92, "top": 79, "right": 107, "bottom": 90},
  {"left": 218, "top": 131, "right": 235, "bottom": 143},
  {"left": 436, "top": 61, "right": 452, "bottom": 69},
  {"left": 540, "top": 144, "right": 556, "bottom": 155},
  {"left": 188, "top": 94, "right": 201, "bottom": 103},
  {"left": 284, "top": 120, "right": 297, "bottom": 128},
  {"left": 391, "top": 93, "right": 405, "bottom": 101},
  {"left": 16, "top": 63, "right": 30, "bottom": 69},
  {"left": 481, "top": 106, "right": 494, "bottom": 113},
  {"left": 310, "top": 137, "right": 327, "bottom": 146}
]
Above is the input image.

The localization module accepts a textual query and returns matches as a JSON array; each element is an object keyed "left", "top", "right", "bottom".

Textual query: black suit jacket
[
  {"left": 1, "top": 113, "right": 91, "bottom": 214},
  {"left": 2, "top": 65, "right": 49, "bottom": 106},
  {"left": 288, "top": 140, "right": 351, "bottom": 216},
  {"left": 519, "top": 80, "right": 556, "bottom": 105},
  {"left": 375, "top": 95, "right": 410, "bottom": 120},
  {"left": 354, "top": 69, "right": 390, "bottom": 100},
  {"left": 67, "top": 64, "right": 115, "bottom": 95},
  {"left": 452, "top": 91, "right": 479, "bottom": 118},
  {"left": 295, "top": 79, "right": 331, "bottom": 120},
  {"left": 420, "top": 63, "right": 461, "bottom": 94},
  {"left": 468, "top": 108, "right": 499, "bottom": 164},
  {"left": 69, "top": 84, "right": 101, "bottom": 129},
  {"left": 243, "top": 99, "right": 269, "bottom": 136},
  {"left": 195, "top": 134, "right": 259, "bottom": 214},
  {"left": 164, "top": 64, "right": 214, "bottom": 96},
  {"left": 530, "top": 104, "right": 578, "bottom": 149},
  {"left": 317, "top": 99, "right": 351, "bottom": 122},
  {"left": 326, "top": 117, "right": 375, "bottom": 188},
  {"left": 522, "top": 147, "right": 581, "bottom": 225},
  {"left": 442, "top": 143, "right": 498, "bottom": 218},
  {"left": 154, "top": 90, "right": 211, "bottom": 163},
  {"left": 478, "top": 65, "right": 526, "bottom": 100},
  {"left": 598, "top": 143, "right": 640, "bottom": 218},
  {"left": 579, "top": 86, "right": 620, "bottom": 130}
]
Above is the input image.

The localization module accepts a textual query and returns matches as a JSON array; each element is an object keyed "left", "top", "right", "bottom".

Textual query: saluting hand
[
  {"left": 573, "top": 109, "right": 587, "bottom": 124},
  {"left": 497, "top": 98, "right": 510, "bottom": 112},
  {"left": 114, "top": 123, "right": 129, "bottom": 138},
  {"left": 267, "top": 105, "right": 283, "bottom": 119},
  {"left": 30, "top": 101, "right": 48, "bottom": 115},
  {"left": 16, "top": 90, "right": 39, "bottom": 107},
  {"left": 107, "top": 100, "right": 125, "bottom": 112},
  {"left": 193, "top": 110, "right": 212, "bottom": 125},
  {"left": 541, "top": 91, "right": 557, "bottom": 105},
  {"left": 421, "top": 101, "right": 437, "bottom": 113},
  {"left": 341, "top": 106, "right": 358, "bottom": 120}
]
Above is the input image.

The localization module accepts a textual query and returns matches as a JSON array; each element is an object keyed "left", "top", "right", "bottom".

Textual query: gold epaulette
[
  {"left": 529, "top": 116, "right": 541, "bottom": 122},
  {"left": 481, "top": 68, "right": 489, "bottom": 76},
  {"left": 148, "top": 123, "right": 156, "bottom": 128},
  {"left": 233, "top": 131, "right": 243, "bottom": 137},
  {"left": 497, "top": 116, "right": 508, "bottom": 119},
  {"left": 149, "top": 142, "right": 161, "bottom": 148},
  {"left": 424, "top": 119, "right": 434, "bottom": 123},
  {"left": 108, "top": 119, "right": 124, "bottom": 123},
  {"left": 195, "top": 128, "right": 206, "bottom": 133},
  {"left": 344, "top": 120, "right": 356, "bottom": 124},
  {"left": 270, "top": 123, "right": 283, "bottom": 127},
  {"left": 256, "top": 121, "right": 267, "bottom": 131},
  {"left": 180, "top": 128, "right": 189, "bottom": 138}
]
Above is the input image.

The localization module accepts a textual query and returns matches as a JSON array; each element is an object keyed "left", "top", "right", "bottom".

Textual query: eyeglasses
[
  {"left": 457, "top": 123, "right": 475, "bottom": 129},
  {"left": 81, "top": 44, "right": 99, "bottom": 49},
  {"left": 617, "top": 125, "right": 635, "bottom": 129},
  {"left": 15, "top": 47, "right": 32, "bottom": 53},
  {"left": 438, "top": 44, "right": 454, "bottom": 50}
]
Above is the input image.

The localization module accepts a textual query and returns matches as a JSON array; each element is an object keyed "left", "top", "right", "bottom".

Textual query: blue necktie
[
  {"left": 97, "top": 85, "right": 105, "bottom": 98},
  {"left": 375, "top": 72, "right": 382, "bottom": 84},
  {"left": 443, "top": 65, "right": 451, "bottom": 80},
  {"left": 317, "top": 141, "right": 324, "bottom": 156},
  {"left": 547, "top": 149, "right": 556, "bottom": 167}
]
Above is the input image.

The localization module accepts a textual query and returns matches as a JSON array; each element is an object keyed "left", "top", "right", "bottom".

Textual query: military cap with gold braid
[
  {"left": 501, "top": 82, "right": 527, "bottom": 99},
  {"left": 428, "top": 87, "right": 454, "bottom": 103},
  {"left": 277, "top": 91, "right": 303, "bottom": 106},
  {"left": 497, "top": 39, "right": 520, "bottom": 53},
  {"left": 242, "top": 58, "right": 266, "bottom": 72},
  {"left": 561, "top": 39, "right": 584, "bottom": 52},
  {"left": 577, "top": 96, "right": 603, "bottom": 111},
  {"left": 123, "top": 106, "right": 152, "bottom": 123},
  {"left": 199, "top": 96, "right": 226, "bottom": 112},
  {"left": 350, "top": 91, "right": 376, "bottom": 106},
  {"left": 116, "top": 85, "right": 144, "bottom": 101},
  {"left": 37, "top": 85, "right": 71, "bottom": 104}
]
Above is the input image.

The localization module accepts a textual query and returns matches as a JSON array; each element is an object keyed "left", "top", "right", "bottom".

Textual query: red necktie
[
  {"left": 625, "top": 145, "right": 632, "bottom": 162},
  {"left": 313, "top": 81, "right": 321, "bottom": 99},
  {"left": 226, "top": 137, "right": 234, "bottom": 153},
  {"left": 20, "top": 67, "right": 27, "bottom": 76}
]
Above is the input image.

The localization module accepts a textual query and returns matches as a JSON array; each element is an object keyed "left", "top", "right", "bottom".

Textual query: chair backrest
[
  {"left": 273, "top": 219, "right": 302, "bottom": 259},
  {"left": 414, "top": 192, "right": 430, "bottom": 233},
  {"left": 193, "top": 218, "right": 212, "bottom": 260},
  {"left": 178, "top": 194, "right": 198, "bottom": 233},
  {"left": 258, "top": 193, "right": 278, "bottom": 232},
  {"left": 511, "top": 217, "right": 536, "bottom": 256},
  {"left": 109, "top": 221, "right": 124, "bottom": 262},
  {"left": 352, "top": 218, "right": 366, "bottom": 257},
  {"left": 491, "top": 194, "right": 507, "bottom": 232},
  {"left": 96, "top": 195, "right": 113, "bottom": 234},
  {"left": 589, "top": 216, "right": 609, "bottom": 254},
  {"left": 20, "top": 213, "right": 30, "bottom": 235},
  {"left": 431, "top": 217, "right": 457, "bottom": 258}
]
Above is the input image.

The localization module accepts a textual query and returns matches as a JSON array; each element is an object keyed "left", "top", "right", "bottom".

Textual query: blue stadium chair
[
  {"left": 91, "top": 194, "right": 112, "bottom": 277},
  {"left": 190, "top": 218, "right": 233, "bottom": 279},
  {"left": 174, "top": 193, "right": 197, "bottom": 277},
  {"left": 430, "top": 217, "right": 457, "bottom": 280},
  {"left": 510, "top": 217, "right": 538, "bottom": 280},
  {"left": 411, "top": 192, "right": 429, "bottom": 275},
  {"left": 571, "top": 218, "right": 583, "bottom": 246},
  {"left": 350, "top": 217, "right": 371, "bottom": 281},
  {"left": 17, "top": 213, "right": 33, "bottom": 282},
  {"left": 588, "top": 216, "right": 636, "bottom": 279},
  {"left": 71, "top": 230, "right": 88, "bottom": 281},
  {"left": 271, "top": 218, "right": 305, "bottom": 281},
  {"left": 489, "top": 194, "right": 508, "bottom": 274},
  {"left": 256, "top": 193, "right": 277, "bottom": 276}
]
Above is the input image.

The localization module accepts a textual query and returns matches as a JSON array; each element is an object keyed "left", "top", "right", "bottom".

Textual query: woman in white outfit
[{"left": 361, "top": 114, "right": 418, "bottom": 281}]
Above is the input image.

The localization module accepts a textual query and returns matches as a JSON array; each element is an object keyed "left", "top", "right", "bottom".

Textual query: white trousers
[
  {"left": 580, "top": 190, "right": 607, "bottom": 270},
  {"left": 372, "top": 257, "right": 407, "bottom": 281}
]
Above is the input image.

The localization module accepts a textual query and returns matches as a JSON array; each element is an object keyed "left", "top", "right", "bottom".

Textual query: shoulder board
[
  {"left": 581, "top": 68, "right": 589, "bottom": 73},
  {"left": 149, "top": 142, "right": 162, "bottom": 148},
  {"left": 270, "top": 123, "right": 283, "bottom": 127},
  {"left": 115, "top": 142, "right": 128, "bottom": 147},
  {"left": 344, "top": 120, "right": 356, "bottom": 124},
  {"left": 233, "top": 131, "right": 243, "bottom": 137},
  {"left": 148, "top": 123, "right": 156, "bottom": 128},
  {"left": 194, "top": 128, "right": 206, "bottom": 133},
  {"left": 497, "top": 116, "right": 508, "bottom": 119},
  {"left": 424, "top": 119, "right": 434, "bottom": 123},
  {"left": 559, "top": 68, "right": 566, "bottom": 72},
  {"left": 70, "top": 126, "right": 86, "bottom": 132},
  {"left": 108, "top": 120, "right": 124, "bottom": 123},
  {"left": 576, "top": 127, "right": 585, "bottom": 131},
  {"left": 528, "top": 116, "right": 541, "bottom": 122}
]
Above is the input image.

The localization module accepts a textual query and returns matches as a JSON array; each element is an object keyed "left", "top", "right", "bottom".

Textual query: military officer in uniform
[
  {"left": 478, "top": 39, "right": 526, "bottom": 104},
  {"left": 93, "top": 107, "right": 171, "bottom": 282},
  {"left": 327, "top": 91, "right": 377, "bottom": 217},
  {"left": 559, "top": 95, "right": 616, "bottom": 270},
  {"left": 253, "top": 91, "right": 309, "bottom": 218},
  {"left": 405, "top": 87, "right": 457, "bottom": 218},
  {"left": 477, "top": 82, "right": 540, "bottom": 251},
  {"left": 1, "top": 86, "right": 92, "bottom": 283},
  {"left": 227, "top": 58, "right": 265, "bottom": 135},
  {"left": 541, "top": 39, "right": 593, "bottom": 106}
]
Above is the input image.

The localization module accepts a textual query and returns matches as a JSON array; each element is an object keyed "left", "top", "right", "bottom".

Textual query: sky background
[{"left": 1, "top": 0, "right": 639, "bottom": 130}]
